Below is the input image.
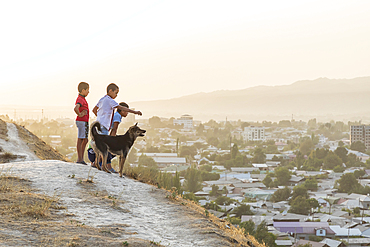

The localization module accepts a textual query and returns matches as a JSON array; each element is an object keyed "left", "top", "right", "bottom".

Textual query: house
[
  {"left": 275, "top": 240, "right": 293, "bottom": 247},
  {"left": 252, "top": 163, "right": 268, "bottom": 171},
  {"left": 320, "top": 238, "right": 347, "bottom": 247},
  {"left": 273, "top": 222, "right": 335, "bottom": 240},
  {"left": 292, "top": 239, "right": 329, "bottom": 247},
  {"left": 329, "top": 225, "right": 361, "bottom": 237}
]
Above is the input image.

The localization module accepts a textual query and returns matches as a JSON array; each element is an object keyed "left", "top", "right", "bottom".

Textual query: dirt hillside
[{"left": 0, "top": 118, "right": 68, "bottom": 163}]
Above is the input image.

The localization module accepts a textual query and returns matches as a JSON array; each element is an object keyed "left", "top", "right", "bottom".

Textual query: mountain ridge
[{"left": 131, "top": 76, "right": 370, "bottom": 121}]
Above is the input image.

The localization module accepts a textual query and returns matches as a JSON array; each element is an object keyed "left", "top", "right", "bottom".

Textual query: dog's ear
[{"left": 135, "top": 122, "right": 138, "bottom": 126}]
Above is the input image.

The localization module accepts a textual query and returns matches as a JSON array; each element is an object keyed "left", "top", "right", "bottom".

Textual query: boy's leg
[
  {"left": 76, "top": 138, "right": 83, "bottom": 162},
  {"left": 76, "top": 121, "right": 89, "bottom": 164}
]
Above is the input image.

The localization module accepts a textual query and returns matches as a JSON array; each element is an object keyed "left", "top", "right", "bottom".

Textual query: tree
[
  {"left": 323, "top": 152, "right": 342, "bottom": 170},
  {"left": 303, "top": 178, "right": 318, "bottom": 191},
  {"left": 300, "top": 139, "right": 314, "bottom": 155},
  {"left": 291, "top": 185, "right": 308, "bottom": 201},
  {"left": 334, "top": 147, "right": 348, "bottom": 163},
  {"left": 231, "top": 143, "right": 239, "bottom": 159},
  {"left": 252, "top": 147, "right": 266, "bottom": 164},
  {"left": 240, "top": 220, "right": 255, "bottom": 236},
  {"left": 337, "top": 173, "right": 361, "bottom": 193},
  {"left": 351, "top": 141, "right": 366, "bottom": 153},
  {"left": 262, "top": 175, "right": 273, "bottom": 188},
  {"left": 127, "top": 147, "right": 137, "bottom": 163},
  {"left": 231, "top": 204, "right": 254, "bottom": 218},
  {"left": 289, "top": 195, "right": 311, "bottom": 215},
  {"left": 138, "top": 154, "right": 157, "bottom": 168},
  {"left": 274, "top": 167, "right": 291, "bottom": 186},
  {"left": 271, "top": 187, "right": 291, "bottom": 202},
  {"left": 183, "top": 168, "right": 202, "bottom": 192},
  {"left": 179, "top": 146, "right": 197, "bottom": 158},
  {"left": 148, "top": 116, "right": 164, "bottom": 128},
  {"left": 209, "top": 184, "right": 221, "bottom": 197},
  {"left": 255, "top": 221, "right": 277, "bottom": 247},
  {"left": 215, "top": 196, "right": 234, "bottom": 206}
]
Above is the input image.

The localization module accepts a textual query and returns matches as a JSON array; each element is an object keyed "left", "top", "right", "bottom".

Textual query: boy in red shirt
[{"left": 74, "top": 82, "right": 90, "bottom": 165}]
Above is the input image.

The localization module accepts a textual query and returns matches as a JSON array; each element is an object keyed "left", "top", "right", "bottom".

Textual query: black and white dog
[{"left": 90, "top": 121, "right": 146, "bottom": 177}]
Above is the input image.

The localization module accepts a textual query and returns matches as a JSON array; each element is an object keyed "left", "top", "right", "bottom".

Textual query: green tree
[
  {"left": 337, "top": 173, "right": 361, "bottom": 193},
  {"left": 262, "top": 175, "right": 273, "bottom": 188},
  {"left": 138, "top": 154, "right": 157, "bottom": 168},
  {"left": 231, "top": 204, "right": 254, "bottom": 218},
  {"left": 215, "top": 196, "right": 234, "bottom": 206},
  {"left": 240, "top": 220, "right": 255, "bottom": 236},
  {"left": 323, "top": 152, "right": 342, "bottom": 170},
  {"left": 255, "top": 221, "right": 277, "bottom": 247},
  {"left": 334, "top": 147, "right": 348, "bottom": 163},
  {"left": 252, "top": 147, "right": 266, "bottom": 163},
  {"left": 183, "top": 168, "right": 202, "bottom": 192},
  {"left": 231, "top": 143, "right": 239, "bottom": 159},
  {"left": 271, "top": 187, "right": 291, "bottom": 202},
  {"left": 275, "top": 167, "right": 291, "bottom": 186},
  {"left": 291, "top": 185, "right": 309, "bottom": 201},
  {"left": 289, "top": 195, "right": 311, "bottom": 215},
  {"left": 351, "top": 141, "right": 366, "bottom": 153},
  {"left": 303, "top": 178, "right": 318, "bottom": 191},
  {"left": 300, "top": 139, "right": 314, "bottom": 155}
]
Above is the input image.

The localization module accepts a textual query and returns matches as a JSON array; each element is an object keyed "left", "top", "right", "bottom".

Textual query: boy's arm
[
  {"left": 110, "top": 122, "right": 119, "bottom": 136},
  {"left": 116, "top": 105, "right": 142, "bottom": 116},
  {"left": 92, "top": 106, "right": 98, "bottom": 116},
  {"left": 74, "top": 104, "right": 87, "bottom": 117}
]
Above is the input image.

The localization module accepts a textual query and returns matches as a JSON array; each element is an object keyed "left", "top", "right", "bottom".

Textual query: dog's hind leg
[
  {"left": 101, "top": 152, "right": 111, "bottom": 173},
  {"left": 95, "top": 153, "right": 102, "bottom": 170},
  {"left": 119, "top": 156, "right": 126, "bottom": 178}
]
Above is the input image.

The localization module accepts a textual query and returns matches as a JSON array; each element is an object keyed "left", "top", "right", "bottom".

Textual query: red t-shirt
[{"left": 75, "top": 94, "right": 89, "bottom": 122}]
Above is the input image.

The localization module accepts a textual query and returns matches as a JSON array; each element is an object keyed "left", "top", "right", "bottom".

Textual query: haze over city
[{"left": 1, "top": 0, "right": 369, "bottom": 120}]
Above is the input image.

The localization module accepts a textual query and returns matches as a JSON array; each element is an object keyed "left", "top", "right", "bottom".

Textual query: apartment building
[
  {"left": 242, "top": 126, "right": 265, "bottom": 141},
  {"left": 173, "top": 114, "right": 193, "bottom": 129},
  {"left": 350, "top": 125, "right": 370, "bottom": 150}
]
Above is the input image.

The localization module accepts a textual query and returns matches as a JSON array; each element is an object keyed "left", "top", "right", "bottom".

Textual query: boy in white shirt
[{"left": 92, "top": 83, "right": 142, "bottom": 172}]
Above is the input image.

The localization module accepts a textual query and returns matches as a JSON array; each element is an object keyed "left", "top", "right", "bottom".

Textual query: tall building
[
  {"left": 350, "top": 125, "right": 370, "bottom": 150},
  {"left": 242, "top": 126, "right": 265, "bottom": 141},
  {"left": 173, "top": 114, "right": 193, "bottom": 129}
]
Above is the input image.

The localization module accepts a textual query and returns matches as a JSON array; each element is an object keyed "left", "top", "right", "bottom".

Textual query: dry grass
[
  {"left": 0, "top": 171, "right": 161, "bottom": 246},
  {"left": 15, "top": 124, "right": 69, "bottom": 161},
  {"left": 0, "top": 118, "right": 7, "bottom": 140},
  {"left": 123, "top": 167, "right": 264, "bottom": 247}
]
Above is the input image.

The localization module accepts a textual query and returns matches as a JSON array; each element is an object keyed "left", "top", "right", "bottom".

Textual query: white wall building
[
  {"left": 242, "top": 126, "right": 265, "bottom": 141},
  {"left": 173, "top": 114, "right": 193, "bottom": 129},
  {"left": 350, "top": 125, "right": 370, "bottom": 150}
]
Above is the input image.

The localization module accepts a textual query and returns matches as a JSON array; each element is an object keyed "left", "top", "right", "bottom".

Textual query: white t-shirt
[{"left": 96, "top": 95, "right": 119, "bottom": 130}]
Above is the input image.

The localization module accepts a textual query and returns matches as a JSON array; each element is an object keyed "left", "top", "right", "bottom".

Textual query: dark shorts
[{"left": 87, "top": 148, "right": 115, "bottom": 164}]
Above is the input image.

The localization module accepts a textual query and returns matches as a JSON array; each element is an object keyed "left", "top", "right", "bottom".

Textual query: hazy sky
[{"left": 0, "top": 0, "right": 369, "bottom": 110}]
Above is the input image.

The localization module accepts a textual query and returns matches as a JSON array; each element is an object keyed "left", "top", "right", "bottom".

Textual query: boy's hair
[
  {"left": 78, "top": 82, "right": 89, "bottom": 93},
  {"left": 117, "top": 102, "right": 129, "bottom": 113},
  {"left": 107, "top": 83, "right": 119, "bottom": 93}
]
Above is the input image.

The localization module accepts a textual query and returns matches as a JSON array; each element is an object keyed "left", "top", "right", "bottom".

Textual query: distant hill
[{"left": 132, "top": 77, "right": 370, "bottom": 122}]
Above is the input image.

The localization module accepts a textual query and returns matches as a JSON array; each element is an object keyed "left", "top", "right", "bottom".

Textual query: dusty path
[
  {"left": 0, "top": 123, "right": 39, "bottom": 161},
  {"left": 1, "top": 160, "right": 236, "bottom": 247}
]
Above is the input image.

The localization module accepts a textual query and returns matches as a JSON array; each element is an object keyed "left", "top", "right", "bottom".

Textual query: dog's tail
[{"left": 90, "top": 121, "right": 102, "bottom": 141}]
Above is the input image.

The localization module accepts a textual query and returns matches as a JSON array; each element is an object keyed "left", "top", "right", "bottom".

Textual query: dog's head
[{"left": 128, "top": 123, "right": 146, "bottom": 137}]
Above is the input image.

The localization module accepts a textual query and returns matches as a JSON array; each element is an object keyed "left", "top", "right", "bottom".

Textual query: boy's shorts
[
  {"left": 99, "top": 126, "right": 109, "bottom": 135},
  {"left": 76, "top": 121, "right": 89, "bottom": 139}
]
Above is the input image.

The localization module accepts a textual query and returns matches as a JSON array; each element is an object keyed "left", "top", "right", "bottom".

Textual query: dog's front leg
[{"left": 119, "top": 156, "right": 126, "bottom": 178}]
